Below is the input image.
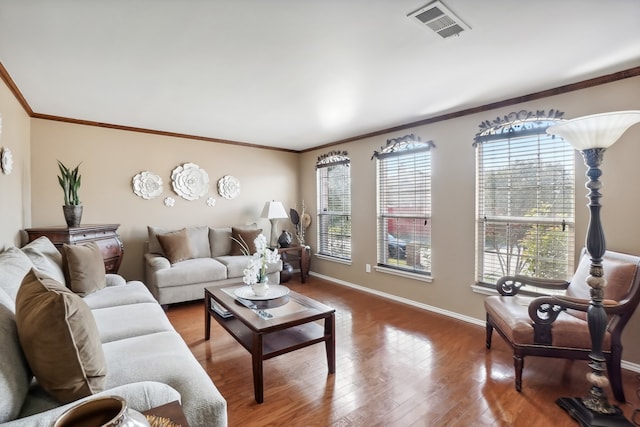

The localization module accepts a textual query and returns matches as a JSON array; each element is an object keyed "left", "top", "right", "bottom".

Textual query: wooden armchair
[{"left": 484, "top": 248, "right": 640, "bottom": 402}]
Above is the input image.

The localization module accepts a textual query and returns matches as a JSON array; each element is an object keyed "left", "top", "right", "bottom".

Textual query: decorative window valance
[
  {"left": 316, "top": 150, "right": 350, "bottom": 168},
  {"left": 473, "top": 109, "right": 565, "bottom": 146},
  {"left": 372, "top": 134, "right": 435, "bottom": 160}
]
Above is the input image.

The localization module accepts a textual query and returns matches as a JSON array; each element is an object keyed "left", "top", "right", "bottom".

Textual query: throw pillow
[
  {"left": 0, "top": 246, "right": 34, "bottom": 301},
  {"left": 230, "top": 227, "right": 263, "bottom": 255},
  {"left": 21, "top": 236, "right": 66, "bottom": 284},
  {"left": 15, "top": 269, "right": 107, "bottom": 404},
  {"left": 156, "top": 228, "right": 194, "bottom": 264},
  {"left": 62, "top": 242, "right": 106, "bottom": 296}
]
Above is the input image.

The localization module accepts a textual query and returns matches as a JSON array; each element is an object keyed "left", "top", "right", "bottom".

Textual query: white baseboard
[{"left": 309, "top": 272, "right": 640, "bottom": 374}]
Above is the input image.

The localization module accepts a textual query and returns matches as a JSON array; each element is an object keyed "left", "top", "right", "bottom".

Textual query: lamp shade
[
  {"left": 546, "top": 110, "right": 640, "bottom": 150},
  {"left": 261, "top": 201, "right": 288, "bottom": 219}
]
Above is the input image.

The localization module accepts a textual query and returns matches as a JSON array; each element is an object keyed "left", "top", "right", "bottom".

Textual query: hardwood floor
[{"left": 166, "top": 276, "right": 640, "bottom": 426}]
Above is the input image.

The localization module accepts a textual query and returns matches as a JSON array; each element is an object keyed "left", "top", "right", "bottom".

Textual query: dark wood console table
[{"left": 25, "top": 224, "right": 123, "bottom": 274}]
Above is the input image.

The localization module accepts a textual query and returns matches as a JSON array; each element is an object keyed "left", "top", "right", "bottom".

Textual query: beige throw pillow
[
  {"left": 230, "top": 228, "right": 263, "bottom": 255},
  {"left": 62, "top": 242, "right": 106, "bottom": 296},
  {"left": 15, "top": 269, "right": 107, "bottom": 403},
  {"left": 156, "top": 228, "right": 194, "bottom": 264}
]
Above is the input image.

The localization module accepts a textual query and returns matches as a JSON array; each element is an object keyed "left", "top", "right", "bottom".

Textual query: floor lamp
[
  {"left": 546, "top": 111, "right": 640, "bottom": 427},
  {"left": 261, "top": 200, "right": 289, "bottom": 248}
]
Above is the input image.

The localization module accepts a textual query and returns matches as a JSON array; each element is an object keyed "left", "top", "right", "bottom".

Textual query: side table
[
  {"left": 24, "top": 224, "right": 124, "bottom": 274},
  {"left": 277, "top": 245, "right": 310, "bottom": 283}
]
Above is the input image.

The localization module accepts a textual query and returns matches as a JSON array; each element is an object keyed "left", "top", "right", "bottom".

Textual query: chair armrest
[
  {"left": 496, "top": 275, "right": 569, "bottom": 296},
  {"left": 527, "top": 295, "right": 621, "bottom": 344}
]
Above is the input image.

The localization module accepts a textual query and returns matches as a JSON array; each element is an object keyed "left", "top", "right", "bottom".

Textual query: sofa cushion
[
  {"left": 0, "top": 246, "right": 33, "bottom": 301},
  {"left": 21, "top": 237, "right": 66, "bottom": 285},
  {"left": 92, "top": 302, "right": 175, "bottom": 343},
  {"left": 156, "top": 228, "right": 194, "bottom": 264},
  {"left": 148, "top": 226, "right": 211, "bottom": 258},
  {"left": 0, "top": 287, "right": 32, "bottom": 423},
  {"left": 230, "top": 227, "right": 263, "bottom": 255},
  {"left": 154, "top": 258, "right": 227, "bottom": 288},
  {"left": 62, "top": 242, "right": 106, "bottom": 296},
  {"left": 209, "top": 227, "right": 232, "bottom": 257},
  {"left": 83, "top": 281, "right": 157, "bottom": 310},
  {"left": 15, "top": 269, "right": 107, "bottom": 404}
]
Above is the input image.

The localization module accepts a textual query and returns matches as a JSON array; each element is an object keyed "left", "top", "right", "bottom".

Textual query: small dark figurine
[{"left": 278, "top": 230, "right": 292, "bottom": 248}]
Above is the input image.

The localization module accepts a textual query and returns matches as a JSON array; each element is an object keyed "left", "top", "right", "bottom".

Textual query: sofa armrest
[
  {"left": 6, "top": 381, "right": 180, "bottom": 427},
  {"left": 105, "top": 274, "right": 127, "bottom": 287},
  {"left": 144, "top": 253, "right": 171, "bottom": 271}
]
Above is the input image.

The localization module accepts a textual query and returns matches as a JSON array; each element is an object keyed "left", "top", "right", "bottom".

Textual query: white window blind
[
  {"left": 374, "top": 135, "right": 434, "bottom": 275},
  {"left": 317, "top": 151, "right": 351, "bottom": 260},
  {"left": 475, "top": 111, "right": 575, "bottom": 286}
]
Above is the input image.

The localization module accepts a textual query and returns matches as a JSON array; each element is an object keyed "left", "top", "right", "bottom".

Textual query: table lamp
[{"left": 261, "top": 200, "right": 289, "bottom": 247}]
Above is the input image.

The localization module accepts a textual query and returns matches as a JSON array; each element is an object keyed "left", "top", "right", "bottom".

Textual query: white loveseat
[
  {"left": 0, "top": 237, "right": 227, "bottom": 427},
  {"left": 144, "top": 224, "right": 282, "bottom": 306}
]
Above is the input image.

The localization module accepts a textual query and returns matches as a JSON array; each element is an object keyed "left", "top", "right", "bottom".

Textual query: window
[
  {"left": 474, "top": 110, "right": 575, "bottom": 287},
  {"left": 316, "top": 151, "right": 351, "bottom": 260},
  {"left": 374, "top": 134, "right": 434, "bottom": 275}
]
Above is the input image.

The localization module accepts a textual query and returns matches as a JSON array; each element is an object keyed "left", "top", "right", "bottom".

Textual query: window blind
[
  {"left": 476, "top": 122, "right": 575, "bottom": 286},
  {"left": 317, "top": 152, "right": 351, "bottom": 260},
  {"left": 374, "top": 136, "right": 433, "bottom": 275}
]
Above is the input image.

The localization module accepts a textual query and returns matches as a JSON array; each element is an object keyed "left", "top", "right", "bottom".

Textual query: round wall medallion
[
  {"left": 171, "top": 163, "right": 210, "bottom": 201},
  {"left": 164, "top": 196, "right": 175, "bottom": 207},
  {"left": 1, "top": 147, "right": 13, "bottom": 175},
  {"left": 217, "top": 175, "right": 240, "bottom": 200},
  {"left": 132, "top": 171, "right": 163, "bottom": 199}
]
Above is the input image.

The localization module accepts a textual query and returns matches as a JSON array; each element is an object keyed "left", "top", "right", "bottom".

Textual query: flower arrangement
[{"left": 235, "top": 234, "right": 281, "bottom": 286}]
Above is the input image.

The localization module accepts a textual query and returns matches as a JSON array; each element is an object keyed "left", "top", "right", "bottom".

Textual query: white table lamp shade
[{"left": 261, "top": 201, "right": 288, "bottom": 219}]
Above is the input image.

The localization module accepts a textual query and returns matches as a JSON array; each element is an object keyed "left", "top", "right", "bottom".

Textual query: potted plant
[{"left": 57, "top": 160, "right": 82, "bottom": 227}]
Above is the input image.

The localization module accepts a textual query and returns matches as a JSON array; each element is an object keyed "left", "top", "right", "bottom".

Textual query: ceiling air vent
[{"left": 408, "top": 1, "right": 470, "bottom": 38}]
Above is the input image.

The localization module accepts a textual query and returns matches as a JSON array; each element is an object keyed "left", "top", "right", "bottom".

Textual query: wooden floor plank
[{"left": 166, "top": 276, "right": 640, "bottom": 426}]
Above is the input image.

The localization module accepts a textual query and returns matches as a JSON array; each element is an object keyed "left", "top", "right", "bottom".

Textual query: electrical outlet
[{"left": 365, "top": 264, "right": 371, "bottom": 273}]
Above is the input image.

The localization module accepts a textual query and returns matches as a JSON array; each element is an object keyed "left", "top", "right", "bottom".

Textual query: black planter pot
[{"left": 62, "top": 205, "right": 83, "bottom": 228}]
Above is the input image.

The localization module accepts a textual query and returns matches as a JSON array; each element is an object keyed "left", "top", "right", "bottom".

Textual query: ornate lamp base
[{"left": 557, "top": 398, "right": 632, "bottom": 427}]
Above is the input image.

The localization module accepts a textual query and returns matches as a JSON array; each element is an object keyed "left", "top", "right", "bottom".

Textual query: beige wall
[
  {"left": 4, "top": 72, "right": 640, "bottom": 364},
  {"left": 300, "top": 76, "right": 640, "bottom": 363},
  {"left": 0, "top": 78, "right": 30, "bottom": 248},
  {"left": 29, "top": 119, "right": 300, "bottom": 280}
]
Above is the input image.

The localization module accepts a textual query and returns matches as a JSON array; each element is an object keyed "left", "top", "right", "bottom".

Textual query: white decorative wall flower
[
  {"left": 171, "top": 163, "right": 209, "bottom": 201},
  {"left": 132, "top": 171, "right": 163, "bottom": 199},
  {"left": 217, "top": 175, "right": 240, "bottom": 200},
  {"left": 1, "top": 147, "right": 13, "bottom": 175},
  {"left": 206, "top": 196, "right": 216, "bottom": 207},
  {"left": 163, "top": 196, "right": 175, "bottom": 207}
]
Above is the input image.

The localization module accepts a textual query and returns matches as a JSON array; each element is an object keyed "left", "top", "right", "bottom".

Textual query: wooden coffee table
[{"left": 204, "top": 285, "right": 335, "bottom": 403}]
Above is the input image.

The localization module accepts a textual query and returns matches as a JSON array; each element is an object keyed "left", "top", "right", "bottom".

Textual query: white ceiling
[{"left": 1, "top": 0, "right": 639, "bottom": 151}]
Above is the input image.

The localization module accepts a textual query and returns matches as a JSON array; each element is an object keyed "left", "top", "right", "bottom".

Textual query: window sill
[
  {"left": 374, "top": 265, "right": 433, "bottom": 283},
  {"left": 315, "top": 253, "right": 352, "bottom": 265}
]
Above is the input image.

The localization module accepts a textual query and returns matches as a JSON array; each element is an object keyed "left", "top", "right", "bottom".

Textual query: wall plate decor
[
  {"left": 217, "top": 175, "right": 240, "bottom": 200},
  {"left": 164, "top": 196, "right": 175, "bottom": 207},
  {"left": 206, "top": 196, "right": 216, "bottom": 207},
  {"left": 171, "top": 163, "right": 209, "bottom": 201},
  {"left": 132, "top": 171, "right": 163, "bottom": 199},
  {"left": 1, "top": 147, "right": 13, "bottom": 175}
]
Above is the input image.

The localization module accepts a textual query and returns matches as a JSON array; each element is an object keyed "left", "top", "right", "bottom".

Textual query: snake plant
[{"left": 57, "top": 161, "right": 82, "bottom": 206}]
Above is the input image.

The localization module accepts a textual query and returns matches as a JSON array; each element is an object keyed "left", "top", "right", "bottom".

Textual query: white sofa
[
  {"left": 144, "top": 224, "right": 282, "bottom": 306},
  {"left": 0, "top": 237, "right": 227, "bottom": 427}
]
